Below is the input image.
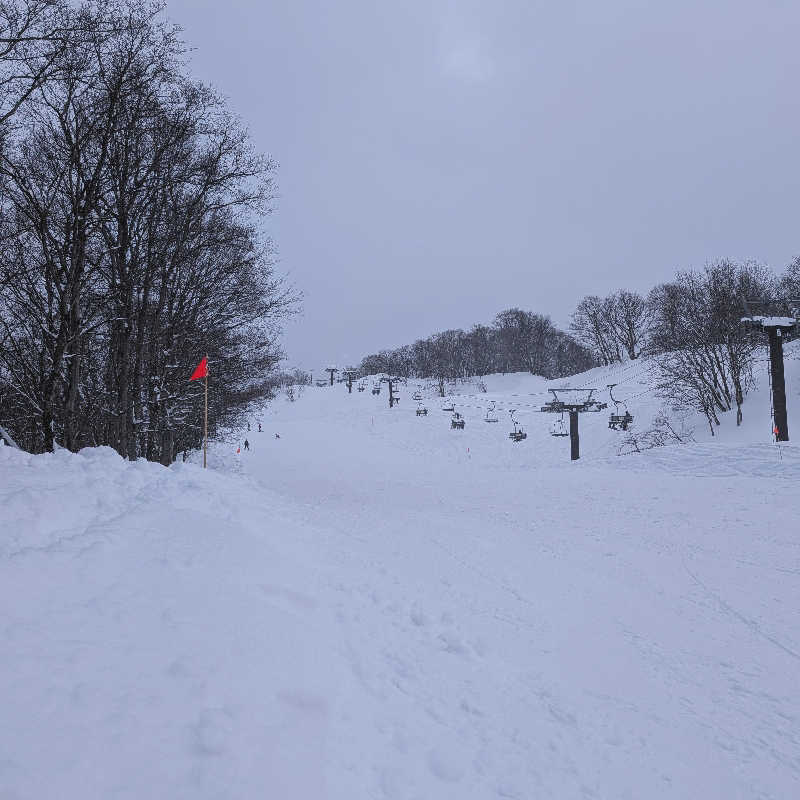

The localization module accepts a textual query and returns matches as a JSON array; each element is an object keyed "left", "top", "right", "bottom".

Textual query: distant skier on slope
[
  {"left": 258, "top": 423, "right": 262, "bottom": 432},
  {"left": 244, "top": 439, "right": 250, "bottom": 451}
]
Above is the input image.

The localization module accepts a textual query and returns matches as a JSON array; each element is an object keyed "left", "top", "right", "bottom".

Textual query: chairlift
[
  {"left": 412, "top": 391, "right": 423, "bottom": 401},
  {"left": 451, "top": 410, "right": 465, "bottom": 429},
  {"left": 508, "top": 409, "right": 527, "bottom": 442},
  {"left": 484, "top": 401, "right": 499, "bottom": 423},
  {"left": 541, "top": 387, "right": 606, "bottom": 413},
  {"left": 550, "top": 413, "right": 569, "bottom": 437},
  {"left": 416, "top": 402, "right": 428, "bottom": 417},
  {"left": 441, "top": 403, "right": 455, "bottom": 412},
  {"left": 371, "top": 383, "right": 381, "bottom": 395},
  {"left": 357, "top": 381, "right": 366, "bottom": 392},
  {"left": 607, "top": 384, "right": 634, "bottom": 431}
]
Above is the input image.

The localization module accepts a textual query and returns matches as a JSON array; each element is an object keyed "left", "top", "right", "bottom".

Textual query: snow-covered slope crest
[{"left": 0, "top": 445, "right": 343, "bottom": 799}]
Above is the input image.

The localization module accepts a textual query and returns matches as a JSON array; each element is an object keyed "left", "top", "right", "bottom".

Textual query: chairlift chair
[
  {"left": 416, "top": 402, "right": 428, "bottom": 417},
  {"left": 442, "top": 403, "right": 455, "bottom": 412},
  {"left": 451, "top": 411, "right": 465, "bottom": 429},
  {"left": 357, "top": 381, "right": 366, "bottom": 392},
  {"left": 607, "top": 384, "right": 634, "bottom": 431},
  {"left": 508, "top": 410, "right": 527, "bottom": 442},
  {"left": 550, "top": 413, "right": 569, "bottom": 437},
  {"left": 608, "top": 410, "right": 634, "bottom": 431},
  {"left": 484, "top": 401, "right": 499, "bottom": 423},
  {"left": 371, "top": 383, "right": 381, "bottom": 395},
  {"left": 412, "top": 391, "right": 423, "bottom": 401}
]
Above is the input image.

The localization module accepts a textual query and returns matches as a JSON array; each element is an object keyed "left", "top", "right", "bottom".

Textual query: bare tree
[
  {"left": 571, "top": 290, "right": 649, "bottom": 363},
  {"left": 610, "top": 290, "right": 650, "bottom": 359},
  {"left": 494, "top": 308, "right": 554, "bottom": 375},
  {"left": 0, "top": 0, "right": 70, "bottom": 125},
  {"left": 647, "top": 261, "right": 773, "bottom": 431},
  {"left": 464, "top": 324, "right": 496, "bottom": 377},
  {"left": 359, "top": 308, "right": 593, "bottom": 384},
  {"left": 779, "top": 255, "right": 800, "bottom": 307},
  {"left": 0, "top": 0, "right": 295, "bottom": 460},
  {"left": 570, "top": 295, "right": 621, "bottom": 365}
]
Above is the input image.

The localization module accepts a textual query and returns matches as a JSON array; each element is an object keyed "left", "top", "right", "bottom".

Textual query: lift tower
[
  {"left": 540, "top": 388, "right": 607, "bottom": 460},
  {"left": 741, "top": 299, "right": 799, "bottom": 442},
  {"left": 343, "top": 370, "right": 357, "bottom": 393}
]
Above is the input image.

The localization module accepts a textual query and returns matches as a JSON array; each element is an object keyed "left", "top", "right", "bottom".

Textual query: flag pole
[{"left": 203, "top": 355, "right": 208, "bottom": 469}]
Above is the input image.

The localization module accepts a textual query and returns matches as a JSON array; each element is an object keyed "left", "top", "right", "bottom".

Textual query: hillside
[
  {"left": 1, "top": 345, "right": 799, "bottom": 798},
  {"left": 313, "top": 337, "right": 800, "bottom": 464}
]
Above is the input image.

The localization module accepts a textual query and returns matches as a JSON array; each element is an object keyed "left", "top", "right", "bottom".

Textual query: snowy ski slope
[{"left": 1, "top": 348, "right": 799, "bottom": 798}]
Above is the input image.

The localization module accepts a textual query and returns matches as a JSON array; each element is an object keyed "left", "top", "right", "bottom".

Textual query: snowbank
[{"left": 1, "top": 446, "right": 342, "bottom": 799}]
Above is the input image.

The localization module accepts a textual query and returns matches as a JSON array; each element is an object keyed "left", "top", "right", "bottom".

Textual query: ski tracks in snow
[{"left": 236, "top": 382, "right": 800, "bottom": 799}]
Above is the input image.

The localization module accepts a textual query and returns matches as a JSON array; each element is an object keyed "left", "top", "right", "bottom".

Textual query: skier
[
  {"left": 258, "top": 423, "right": 262, "bottom": 432},
  {"left": 244, "top": 439, "right": 250, "bottom": 451},
  {"left": 275, "top": 433, "right": 280, "bottom": 439}
]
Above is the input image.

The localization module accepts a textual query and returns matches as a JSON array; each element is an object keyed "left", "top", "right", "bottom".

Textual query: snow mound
[{"left": 1, "top": 445, "right": 342, "bottom": 799}]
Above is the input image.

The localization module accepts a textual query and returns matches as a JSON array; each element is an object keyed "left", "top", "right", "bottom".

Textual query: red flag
[{"left": 190, "top": 357, "right": 208, "bottom": 381}]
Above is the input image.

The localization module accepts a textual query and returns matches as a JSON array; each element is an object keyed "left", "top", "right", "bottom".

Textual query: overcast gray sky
[{"left": 166, "top": 0, "right": 800, "bottom": 370}]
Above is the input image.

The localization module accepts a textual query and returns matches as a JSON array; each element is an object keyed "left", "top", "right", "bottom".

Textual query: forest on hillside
[{"left": 358, "top": 259, "right": 800, "bottom": 432}]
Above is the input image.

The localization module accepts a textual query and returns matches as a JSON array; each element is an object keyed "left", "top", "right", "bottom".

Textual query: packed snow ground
[{"left": 2, "top": 350, "right": 799, "bottom": 799}]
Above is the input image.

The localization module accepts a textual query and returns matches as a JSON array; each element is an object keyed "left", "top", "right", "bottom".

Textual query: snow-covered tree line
[
  {"left": 358, "top": 308, "right": 595, "bottom": 388},
  {"left": 0, "top": 1, "right": 294, "bottom": 461},
  {"left": 571, "top": 259, "right": 798, "bottom": 432}
]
